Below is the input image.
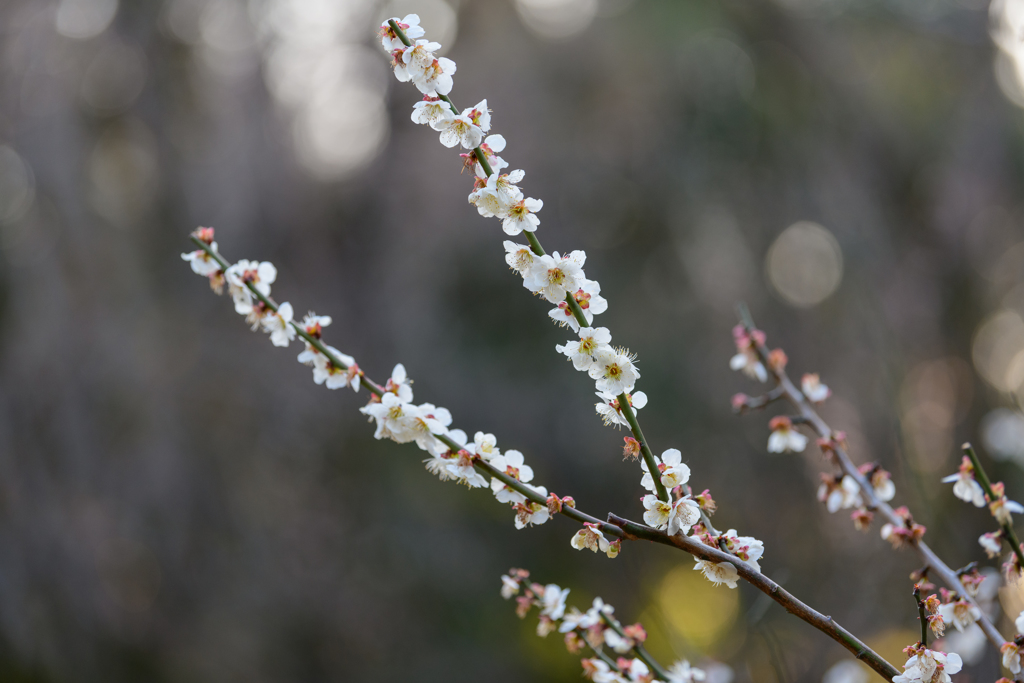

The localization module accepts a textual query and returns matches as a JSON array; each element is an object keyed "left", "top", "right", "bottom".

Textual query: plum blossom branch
[
  {"left": 605, "top": 514, "right": 900, "bottom": 681},
  {"left": 384, "top": 18, "right": 668, "bottom": 504},
  {"left": 733, "top": 304, "right": 1012, "bottom": 656},
  {"left": 960, "top": 443, "right": 1024, "bottom": 572}
]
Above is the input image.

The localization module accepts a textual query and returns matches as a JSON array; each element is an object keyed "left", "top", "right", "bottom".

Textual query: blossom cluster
[{"left": 500, "top": 568, "right": 712, "bottom": 683}]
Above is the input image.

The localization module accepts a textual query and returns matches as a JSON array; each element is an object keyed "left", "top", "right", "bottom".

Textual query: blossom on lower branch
[{"left": 694, "top": 559, "right": 739, "bottom": 589}]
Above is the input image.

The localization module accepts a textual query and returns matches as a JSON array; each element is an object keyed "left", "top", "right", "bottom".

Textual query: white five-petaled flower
[
  {"left": 393, "top": 40, "right": 440, "bottom": 83},
  {"left": 225, "top": 259, "right": 276, "bottom": 314},
  {"left": 818, "top": 475, "right": 863, "bottom": 513},
  {"left": 380, "top": 14, "right": 424, "bottom": 51},
  {"left": 360, "top": 392, "right": 420, "bottom": 442},
  {"left": 666, "top": 660, "right": 706, "bottom": 683},
  {"left": 549, "top": 279, "right": 608, "bottom": 332},
  {"left": 300, "top": 344, "right": 360, "bottom": 391},
  {"left": 942, "top": 457, "right": 986, "bottom": 508},
  {"left": 571, "top": 523, "right": 618, "bottom": 558},
  {"left": 870, "top": 468, "right": 896, "bottom": 502},
  {"left": 500, "top": 573, "right": 519, "bottom": 599},
  {"left": 260, "top": 302, "right": 295, "bottom": 347},
  {"left": 472, "top": 431, "right": 500, "bottom": 461},
  {"left": 181, "top": 242, "right": 221, "bottom": 276},
  {"left": 767, "top": 416, "right": 807, "bottom": 453},
  {"left": 474, "top": 134, "right": 508, "bottom": 175},
  {"left": 469, "top": 170, "right": 525, "bottom": 218},
  {"left": 668, "top": 497, "right": 702, "bottom": 536},
  {"left": 1004, "top": 642, "right": 1022, "bottom": 675},
  {"left": 432, "top": 113, "right": 482, "bottom": 149},
  {"left": 801, "top": 373, "right": 831, "bottom": 403},
  {"left": 502, "top": 197, "right": 542, "bottom": 235},
  {"left": 385, "top": 363, "right": 414, "bottom": 403},
  {"left": 556, "top": 327, "right": 613, "bottom": 371},
  {"left": 589, "top": 347, "right": 639, "bottom": 396},
  {"left": 595, "top": 390, "right": 647, "bottom": 428},
  {"left": 640, "top": 448, "right": 691, "bottom": 493},
  {"left": 408, "top": 403, "right": 452, "bottom": 452},
  {"left": 937, "top": 599, "right": 981, "bottom": 633},
  {"left": 411, "top": 96, "right": 454, "bottom": 126},
  {"left": 490, "top": 449, "right": 533, "bottom": 504},
  {"left": 504, "top": 240, "right": 535, "bottom": 276},
  {"left": 893, "top": 649, "right": 963, "bottom": 683},
  {"left": 730, "top": 348, "right": 767, "bottom": 382},
  {"left": 462, "top": 99, "right": 491, "bottom": 132},
  {"left": 979, "top": 531, "right": 1002, "bottom": 558},
  {"left": 513, "top": 496, "right": 550, "bottom": 529},
  {"left": 694, "top": 559, "right": 739, "bottom": 589},
  {"left": 300, "top": 312, "right": 331, "bottom": 337},
  {"left": 538, "top": 583, "right": 569, "bottom": 621},
  {"left": 524, "top": 250, "right": 585, "bottom": 303},
  {"left": 720, "top": 529, "right": 765, "bottom": 572},
  {"left": 642, "top": 494, "right": 673, "bottom": 528}
]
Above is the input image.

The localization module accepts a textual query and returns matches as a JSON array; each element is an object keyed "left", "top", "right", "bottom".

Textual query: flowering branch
[
  {"left": 606, "top": 514, "right": 900, "bottom": 680},
  {"left": 962, "top": 443, "right": 1024, "bottom": 572},
  {"left": 734, "top": 304, "right": 1011, "bottom": 655},
  {"left": 384, "top": 18, "right": 669, "bottom": 504}
]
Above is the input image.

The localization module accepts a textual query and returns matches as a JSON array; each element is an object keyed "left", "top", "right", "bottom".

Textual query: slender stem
[
  {"left": 618, "top": 395, "right": 669, "bottom": 502},
  {"left": 600, "top": 614, "right": 670, "bottom": 679},
  {"left": 963, "top": 443, "right": 1024, "bottom": 571},
  {"left": 736, "top": 306, "right": 1011, "bottom": 653},
  {"left": 606, "top": 514, "right": 900, "bottom": 681},
  {"left": 914, "top": 586, "right": 928, "bottom": 648}
]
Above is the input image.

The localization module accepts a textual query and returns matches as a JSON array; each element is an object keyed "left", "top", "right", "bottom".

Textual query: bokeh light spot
[
  {"left": 765, "top": 221, "right": 843, "bottom": 307},
  {"left": 658, "top": 564, "right": 739, "bottom": 651},
  {"left": 515, "top": 0, "right": 598, "bottom": 40},
  {"left": 972, "top": 309, "right": 1024, "bottom": 392},
  {"left": 55, "top": 0, "right": 119, "bottom": 40},
  {"left": 0, "top": 146, "right": 35, "bottom": 225}
]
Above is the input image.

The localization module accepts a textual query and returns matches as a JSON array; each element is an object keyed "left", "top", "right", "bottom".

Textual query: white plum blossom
[
  {"left": 260, "top": 302, "right": 295, "bottom": 347},
  {"left": 300, "top": 344, "right": 360, "bottom": 390},
  {"left": 892, "top": 649, "right": 962, "bottom": 683},
  {"left": 411, "top": 96, "right": 454, "bottom": 126},
  {"left": 640, "top": 449, "right": 691, "bottom": 493},
  {"left": 300, "top": 312, "right": 332, "bottom": 336},
  {"left": 462, "top": 99, "right": 491, "bottom": 133},
  {"left": 595, "top": 391, "right": 647, "bottom": 428},
  {"left": 181, "top": 243, "right": 221, "bottom": 276},
  {"left": 472, "top": 431, "right": 500, "bottom": 461},
  {"left": 474, "top": 134, "right": 508, "bottom": 175},
  {"left": 407, "top": 403, "right": 452, "bottom": 452},
  {"left": 801, "top": 373, "right": 831, "bottom": 403},
  {"left": 668, "top": 497, "right": 702, "bottom": 535},
  {"left": 385, "top": 363, "right": 414, "bottom": 403},
  {"left": 538, "top": 583, "right": 569, "bottom": 621},
  {"left": 549, "top": 279, "right": 608, "bottom": 332},
  {"left": 730, "top": 349, "right": 767, "bottom": 382},
  {"left": 524, "top": 250, "right": 585, "bottom": 303},
  {"left": 979, "top": 532, "right": 1002, "bottom": 558},
  {"left": 942, "top": 458, "right": 986, "bottom": 508},
  {"left": 514, "top": 497, "right": 550, "bottom": 529},
  {"left": 991, "top": 494, "right": 1024, "bottom": 525},
  {"left": 432, "top": 113, "right": 482, "bottom": 149},
  {"left": 380, "top": 14, "right": 424, "bottom": 51},
  {"left": 642, "top": 494, "right": 673, "bottom": 528},
  {"left": 818, "top": 475, "right": 863, "bottom": 513},
  {"left": 393, "top": 39, "right": 440, "bottom": 83},
  {"left": 666, "top": 660, "right": 706, "bottom": 683},
  {"left": 581, "top": 659, "right": 625, "bottom": 683},
  {"left": 767, "top": 416, "right": 807, "bottom": 453},
  {"left": 571, "top": 523, "right": 619, "bottom": 558},
  {"left": 225, "top": 259, "right": 276, "bottom": 314},
  {"left": 502, "top": 197, "right": 542, "bottom": 235},
  {"left": 694, "top": 559, "right": 739, "bottom": 589},
  {"left": 504, "top": 241, "right": 536, "bottom": 276},
  {"left": 556, "top": 327, "right": 612, "bottom": 371},
  {"left": 589, "top": 348, "right": 639, "bottom": 395},
  {"left": 469, "top": 170, "right": 525, "bottom": 218},
  {"left": 360, "top": 392, "right": 420, "bottom": 442},
  {"left": 870, "top": 469, "right": 896, "bottom": 502},
  {"left": 720, "top": 529, "right": 765, "bottom": 572},
  {"left": 937, "top": 599, "right": 981, "bottom": 633},
  {"left": 500, "top": 573, "right": 520, "bottom": 599},
  {"left": 490, "top": 450, "right": 533, "bottom": 504},
  {"left": 1004, "top": 642, "right": 1022, "bottom": 675}
]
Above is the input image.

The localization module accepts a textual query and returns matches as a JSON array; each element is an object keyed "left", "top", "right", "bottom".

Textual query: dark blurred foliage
[{"left": 3, "top": 0, "right": 1024, "bottom": 681}]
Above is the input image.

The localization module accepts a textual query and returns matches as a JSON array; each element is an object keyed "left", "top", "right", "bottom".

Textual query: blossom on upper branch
[
  {"left": 260, "top": 302, "right": 295, "bottom": 347},
  {"left": 524, "top": 250, "right": 586, "bottom": 303},
  {"left": 720, "top": 529, "right": 765, "bottom": 571},
  {"left": 557, "top": 326, "right": 612, "bottom": 371},
  {"left": 181, "top": 243, "right": 220, "bottom": 276},
  {"left": 225, "top": 259, "right": 276, "bottom": 314},
  {"left": 595, "top": 391, "right": 647, "bottom": 428},
  {"left": 411, "top": 96, "right": 453, "bottom": 126},
  {"left": 504, "top": 240, "right": 536, "bottom": 276},
  {"left": 466, "top": 134, "right": 507, "bottom": 175},
  {"left": 817, "top": 474, "right": 862, "bottom": 513},
  {"left": 432, "top": 113, "right": 482, "bottom": 149},
  {"left": 937, "top": 597, "right": 980, "bottom": 633},
  {"left": 549, "top": 280, "right": 608, "bottom": 332},
  {"left": 767, "top": 416, "right": 807, "bottom": 453},
  {"left": 860, "top": 464, "right": 896, "bottom": 502},
  {"left": 469, "top": 170, "right": 525, "bottom": 218},
  {"left": 941, "top": 456, "right": 985, "bottom": 508},
  {"left": 1003, "top": 642, "right": 1022, "bottom": 675},
  {"left": 640, "top": 448, "right": 690, "bottom": 493},
  {"left": 502, "top": 197, "right": 542, "bottom": 235},
  {"left": 589, "top": 348, "right": 639, "bottom": 395},
  {"left": 979, "top": 531, "right": 1002, "bottom": 558},
  {"left": 462, "top": 99, "right": 491, "bottom": 132},
  {"left": 490, "top": 449, "right": 534, "bottom": 504},
  {"left": 380, "top": 14, "right": 424, "bottom": 51},
  {"left": 299, "top": 343, "right": 360, "bottom": 390}
]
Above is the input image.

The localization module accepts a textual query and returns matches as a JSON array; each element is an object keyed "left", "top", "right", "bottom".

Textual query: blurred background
[{"left": 4, "top": 0, "right": 1024, "bottom": 680}]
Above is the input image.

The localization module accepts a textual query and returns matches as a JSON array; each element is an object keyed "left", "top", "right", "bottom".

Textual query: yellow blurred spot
[
  {"left": 765, "top": 221, "right": 843, "bottom": 308},
  {"left": 864, "top": 628, "right": 919, "bottom": 670},
  {"left": 972, "top": 310, "right": 1024, "bottom": 392},
  {"left": 658, "top": 564, "right": 739, "bottom": 650},
  {"left": 999, "top": 574, "right": 1024, "bottom": 620}
]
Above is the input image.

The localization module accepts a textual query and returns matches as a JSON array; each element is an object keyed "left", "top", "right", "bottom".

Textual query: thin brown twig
[{"left": 736, "top": 305, "right": 1010, "bottom": 654}]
